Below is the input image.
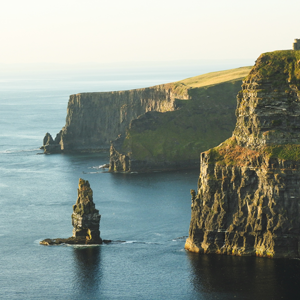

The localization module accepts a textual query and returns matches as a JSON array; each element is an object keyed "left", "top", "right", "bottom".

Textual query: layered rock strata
[
  {"left": 185, "top": 50, "right": 300, "bottom": 258},
  {"left": 40, "top": 178, "right": 102, "bottom": 245},
  {"left": 71, "top": 178, "right": 101, "bottom": 242},
  {"left": 42, "top": 84, "right": 189, "bottom": 153}
]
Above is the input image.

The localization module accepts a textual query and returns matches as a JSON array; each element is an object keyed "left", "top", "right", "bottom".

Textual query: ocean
[{"left": 1, "top": 60, "right": 299, "bottom": 300}]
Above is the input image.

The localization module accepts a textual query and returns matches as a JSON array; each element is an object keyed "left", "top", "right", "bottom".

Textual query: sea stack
[
  {"left": 40, "top": 178, "right": 102, "bottom": 245},
  {"left": 185, "top": 50, "right": 300, "bottom": 258},
  {"left": 72, "top": 178, "right": 102, "bottom": 243}
]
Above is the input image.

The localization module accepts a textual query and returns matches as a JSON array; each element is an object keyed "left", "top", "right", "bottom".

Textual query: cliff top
[
  {"left": 245, "top": 50, "right": 300, "bottom": 85},
  {"left": 174, "top": 66, "right": 252, "bottom": 89},
  {"left": 71, "top": 66, "right": 252, "bottom": 98}
]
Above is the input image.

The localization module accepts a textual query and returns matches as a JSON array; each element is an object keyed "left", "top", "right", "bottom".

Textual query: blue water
[{"left": 1, "top": 62, "right": 300, "bottom": 300}]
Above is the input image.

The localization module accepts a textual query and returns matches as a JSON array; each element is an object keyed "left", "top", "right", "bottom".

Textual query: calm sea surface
[{"left": 1, "top": 62, "right": 299, "bottom": 300}]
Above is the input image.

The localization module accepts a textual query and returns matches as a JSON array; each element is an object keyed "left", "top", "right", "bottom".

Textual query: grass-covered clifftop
[
  {"left": 110, "top": 66, "right": 251, "bottom": 172},
  {"left": 245, "top": 50, "right": 300, "bottom": 85}
]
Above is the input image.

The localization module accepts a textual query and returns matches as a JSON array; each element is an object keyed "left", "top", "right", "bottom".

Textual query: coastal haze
[
  {"left": 2, "top": 0, "right": 300, "bottom": 299},
  {"left": 1, "top": 0, "right": 300, "bottom": 65}
]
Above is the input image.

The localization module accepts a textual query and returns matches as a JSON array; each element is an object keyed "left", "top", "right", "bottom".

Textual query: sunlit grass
[{"left": 174, "top": 66, "right": 252, "bottom": 89}]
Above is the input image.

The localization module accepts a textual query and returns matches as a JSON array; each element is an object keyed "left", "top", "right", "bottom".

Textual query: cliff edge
[
  {"left": 185, "top": 50, "right": 300, "bottom": 258},
  {"left": 42, "top": 84, "right": 189, "bottom": 153}
]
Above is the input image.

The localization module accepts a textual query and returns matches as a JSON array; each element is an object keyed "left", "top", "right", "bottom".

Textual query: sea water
[{"left": 0, "top": 61, "right": 299, "bottom": 300}]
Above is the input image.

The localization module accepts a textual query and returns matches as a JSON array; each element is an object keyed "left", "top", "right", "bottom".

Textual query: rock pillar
[{"left": 71, "top": 178, "right": 102, "bottom": 243}]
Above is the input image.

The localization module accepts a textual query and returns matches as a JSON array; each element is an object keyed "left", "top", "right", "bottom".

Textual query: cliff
[
  {"left": 42, "top": 84, "right": 189, "bottom": 153},
  {"left": 109, "top": 67, "right": 251, "bottom": 172},
  {"left": 185, "top": 50, "right": 300, "bottom": 258}
]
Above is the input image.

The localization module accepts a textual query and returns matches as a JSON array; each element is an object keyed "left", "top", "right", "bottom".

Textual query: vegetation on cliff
[
  {"left": 110, "top": 67, "right": 251, "bottom": 172},
  {"left": 245, "top": 50, "right": 300, "bottom": 86}
]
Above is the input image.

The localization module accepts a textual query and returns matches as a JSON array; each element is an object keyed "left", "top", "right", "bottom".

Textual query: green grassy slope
[{"left": 118, "top": 66, "right": 252, "bottom": 167}]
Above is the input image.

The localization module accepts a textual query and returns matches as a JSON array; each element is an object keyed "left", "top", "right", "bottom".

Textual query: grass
[
  {"left": 206, "top": 139, "right": 300, "bottom": 165},
  {"left": 264, "top": 144, "right": 300, "bottom": 161},
  {"left": 174, "top": 66, "right": 252, "bottom": 89},
  {"left": 121, "top": 76, "right": 245, "bottom": 162},
  {"left": 206, "top": 137, "right": 261, "bottom": 166},
  {"left": 245, "top": 50, "right": 300, "bottom": 87}
]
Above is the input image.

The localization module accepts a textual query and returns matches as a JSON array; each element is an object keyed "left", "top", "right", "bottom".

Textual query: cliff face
[
  {"left": 44, "top": 84, "right": 188, "bottom": 153},
  {"left": 109, "top": 67, "right": 251, "bottom": 172},
  {"left": 185, "top": 50, "right": 300, "bottom": 258}
]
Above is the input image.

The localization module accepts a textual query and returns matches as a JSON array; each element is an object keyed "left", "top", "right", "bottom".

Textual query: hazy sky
[{"left": 1, "top": 0, "right": 300, "bottom": 64}]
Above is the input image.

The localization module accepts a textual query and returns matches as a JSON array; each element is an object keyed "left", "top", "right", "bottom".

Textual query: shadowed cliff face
[
  {"left": 109, "top": 78, "right": 247, "bottom": 173},
  {"left": 186, "top": 50, "right": 300, "bottom": 258},
  {"left": 45, "top": 84, "right": 188, "bottom": 153}
]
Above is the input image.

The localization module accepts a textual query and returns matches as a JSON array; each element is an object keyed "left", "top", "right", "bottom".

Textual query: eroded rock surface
[
  {"left": 40, "top": 132, "right": 61, "bottom": 154},
  {"left": 40, "top": 178, "right": 102, "bottom": 245},
  {"left": 185, "top": 50, "right": 300, "bottom": 258},
  {"left": 72, "top": 178, "right": 101, "bottom": 243}
]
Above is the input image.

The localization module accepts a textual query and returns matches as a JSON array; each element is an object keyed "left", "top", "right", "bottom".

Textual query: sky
[{"left": 1, "top": 0, "right": 300, "bottom": 65}]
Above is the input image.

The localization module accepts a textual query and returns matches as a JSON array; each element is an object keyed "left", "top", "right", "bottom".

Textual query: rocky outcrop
[
  {"left": 42, "top": 84, "right": 189, "bottom": 153},
  {"left": 185, "top": 50, "right": 300, "bottom": 258},
  {"left": 40, "top": 178, "right": 102, "bottom": 245},
  {"left": 40, "top": 132, "right": 61, "bottom": 154},
  {"left": 72, "top": 178, "right": 101, "bottom": 242}
]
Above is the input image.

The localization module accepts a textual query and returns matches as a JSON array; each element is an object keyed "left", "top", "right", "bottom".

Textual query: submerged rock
[
  {"left": 40, "top": 178, "right": 102, "bottom": 245},
  {"left": 185, "top": 50, "right": 300, "bottom": 258}
]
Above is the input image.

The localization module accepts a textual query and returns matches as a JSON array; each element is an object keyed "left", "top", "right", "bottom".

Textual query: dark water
[{"left": 1, "top": 63, "right": 300, "bottom": 299}]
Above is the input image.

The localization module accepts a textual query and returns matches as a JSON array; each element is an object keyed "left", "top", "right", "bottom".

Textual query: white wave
[
  {"left": 121, "top": 240, "right": 137, "bottom": 244},
  {"left": 0, "top": 148, "right": 41, "bottom": 154},
  {"left": 34, "top": 239, "right": 43, "bottom": 244},
  {"left": 90, "top": 164, "right": 109, "bottom": 170},
  {"left": 71, "top": 244, "right": 101, "bottom": 248},
  {"left": 84, "top": 171, "right": 100, "bottom": 174}
]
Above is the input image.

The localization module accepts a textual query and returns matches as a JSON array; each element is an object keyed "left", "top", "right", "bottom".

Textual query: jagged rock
[
  {"left": 71, "top": 178, "right": 101, "bottom": 242},
  {"left": 40, "top": 132, "right": 61, "bottom": 154},
  {"left": 43, "top": 132, "right": 54, "bottom": 145},
  {"left": 40, "top": 178, "right": 102, "bottom": 245},
  {"left": 185, "top": 50, "right": 300, "bottom": 258}
]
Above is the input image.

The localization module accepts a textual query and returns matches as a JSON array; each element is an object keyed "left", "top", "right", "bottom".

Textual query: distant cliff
[
  {"left": 110, "top": 67, "right": 251, "bottom": 172},
  {"left": 42, "top": 84, "right": 189, "bottom": 153},
  {"left": 185, "top": 50, "right": 300, "bottom": 258}
]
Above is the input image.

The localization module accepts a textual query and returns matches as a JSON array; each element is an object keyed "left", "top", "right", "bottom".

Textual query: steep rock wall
[
  {"left": 186, "top": 50, "right": 300, "bottom": 258},
  {"left": 46, "top": 84, "right": 188, "bottom": 152}
]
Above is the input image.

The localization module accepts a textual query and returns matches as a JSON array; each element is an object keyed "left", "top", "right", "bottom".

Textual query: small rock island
[{"left": 40, "top": 178, "right": 103, "bottom": 245}]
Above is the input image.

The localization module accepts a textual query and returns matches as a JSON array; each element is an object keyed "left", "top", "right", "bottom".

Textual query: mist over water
[{"left": 1, "top": 62, "right": 299, "bottom": 299}]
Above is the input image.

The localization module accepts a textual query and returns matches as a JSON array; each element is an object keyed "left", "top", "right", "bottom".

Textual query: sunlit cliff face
[{"left": 186, "top": 50, "right": 300, "bottom": 259}]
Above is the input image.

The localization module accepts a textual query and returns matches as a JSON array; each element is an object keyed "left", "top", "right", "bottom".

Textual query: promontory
[
  {"left": 41, "top": 66, "right": 251, "bottom": 172},
  {"left": 185, "top": 50, "right": 300, "bottom": 258}
]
